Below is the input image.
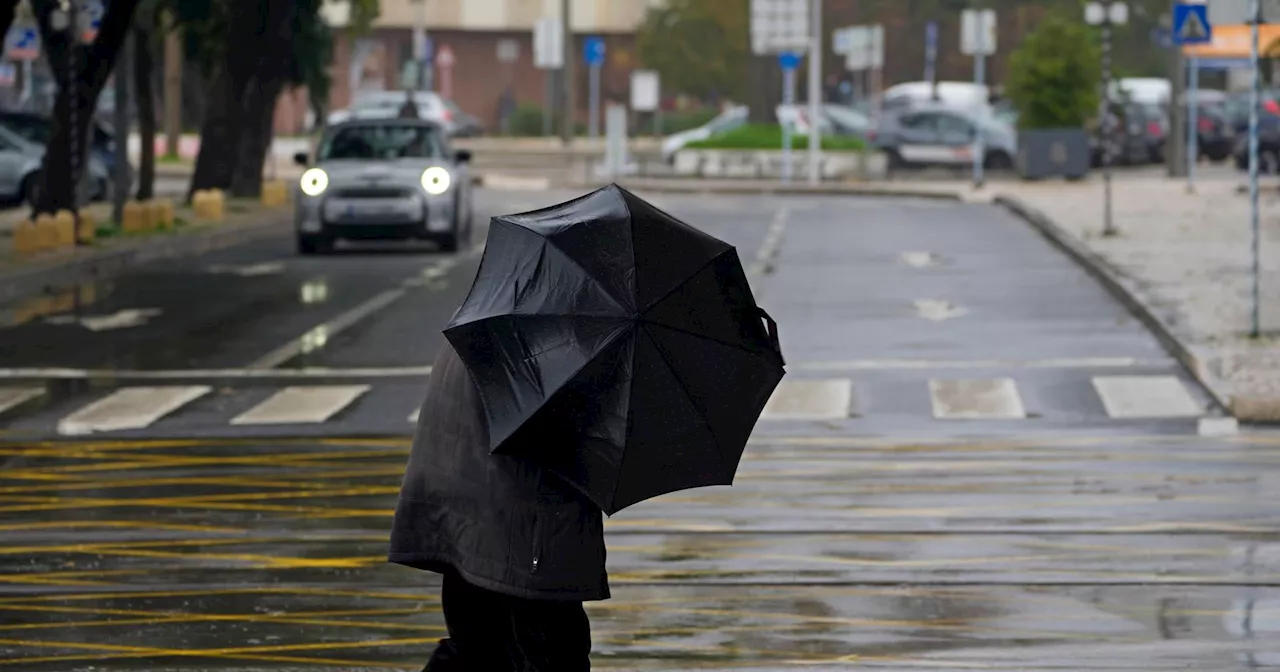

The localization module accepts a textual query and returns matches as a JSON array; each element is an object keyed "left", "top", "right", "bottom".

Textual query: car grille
[{"left": 333, "top": 187, "right": 414, "bottom": 199}]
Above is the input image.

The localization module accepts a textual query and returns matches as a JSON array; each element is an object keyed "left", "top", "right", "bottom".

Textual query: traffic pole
[
  {"left": 782, "top": 61, "right": 795, "bottom": 185},
  {"left": 972, "top": 49, "right": 986, "bottom": 189},
  {"left": 806, "top": 0, "right": 821, "bottom": 185},
  {"left": 1101, "top": 14, "right": 1116, "bottom": 237},
  {"left": 1187, "top": 56, "right": 1198, "bottom": 193},
  {"left": 1249, "top": 0, "right": 1261, "bottom": 336},
  {"left": 588, "top": 61, "right": 600, "bottom": 138}
]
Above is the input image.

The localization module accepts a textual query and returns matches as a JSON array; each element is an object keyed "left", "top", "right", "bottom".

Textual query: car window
[
  {"left": 934, "top": 114, "right": 974, "bottom": 136},
  {"left": 318, "top": 124, "right": 444, "bottom": 161},
  {"left": 0, "top": 118, "right": 46, "bottom": 144},
  {"left": 896, "top": 113, "right": 933, "bottom": 130}
]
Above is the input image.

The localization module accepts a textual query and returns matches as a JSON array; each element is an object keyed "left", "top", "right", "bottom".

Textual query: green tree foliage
[
  {"left": 1006, "top": 12, "right": 1100, "bottom": 129},
  {"left": 635, "top": 0, "right": 748, "bottom": 101}
]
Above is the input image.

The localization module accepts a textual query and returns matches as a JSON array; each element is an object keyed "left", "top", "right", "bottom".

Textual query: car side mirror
[
  {"left": 454, "top": 149, "right": 472, "bottom": 163},
  {"left": 293, "top": 152, "right": 309, "bottom": 167}
]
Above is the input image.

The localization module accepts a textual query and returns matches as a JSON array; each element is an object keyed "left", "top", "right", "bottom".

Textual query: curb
[
  {"left": 993, "top": 194, "right": 1234, "bottom": 417},
  {"left": 0, "top": 212, "right": 293, "bottom": 304},
  {"left": 575, "top": 180, "right": 965, "bottom": 200}
]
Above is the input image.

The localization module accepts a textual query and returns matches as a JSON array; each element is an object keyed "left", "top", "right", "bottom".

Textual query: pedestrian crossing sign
[{"left": 1172, "top": 3, "right": 1211, "bottom": 45}]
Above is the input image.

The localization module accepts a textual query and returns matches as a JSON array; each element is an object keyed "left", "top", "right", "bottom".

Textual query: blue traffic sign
[
  {"left": 1172, "top": 3, "right": 1212, "bottom": 45},
  {"left": 5, "top": 26, "right": 38, "bottom": 60},
  {"left": 583, "top": 36, "right": 606, "bottom": 66},
  {"left": 778, "top": 52, "right": 801, "bottom": 70}
]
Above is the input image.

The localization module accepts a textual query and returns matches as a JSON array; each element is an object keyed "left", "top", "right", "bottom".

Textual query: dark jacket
[
  {"left": 389, "top": 343, "right": 610, "bottom": 602},
  {"left": 398, "top": 100, "right": 419, "bottom": 119}
]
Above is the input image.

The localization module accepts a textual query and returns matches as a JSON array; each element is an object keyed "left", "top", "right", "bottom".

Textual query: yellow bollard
[
  {"left": 122, "top": 200, "right": 145, "bottom": 233},
  {"left": 261, "top": 180, "right": 287, "bottom": 207},
  {"left": 77, "top": 211, "right": 95, "bottom": 244},
  {"left": 206, "top": 188, "right": 225, "bottom": 221},
  {"left": 191, "top": 190, "right": 210, "bottom": 219},
  {"left": 140, "top": 200, "right": 157, "bottom": 230},
  {"left": 53, "top": 210, "right": 76, "bottom": 248},
  {"left": 12, "top": 219, "right": 39, "bottom": 255},
  {"left": 155, "top": 198, "right": 175, "bottom": 229},
  {"left": 33, "top": 213, "right": 58, "bottom": 251}
]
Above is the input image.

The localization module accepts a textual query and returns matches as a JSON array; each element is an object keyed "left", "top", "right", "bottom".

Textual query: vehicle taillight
[
  {"left": 1265, "top": 99, "right": 1280, "bottom": 115},
  {"left": 1198, "top": 117, "right": 1214, "bottom": 132},
  {"left": 441, "top": 108, "right": 453, "bottom": 122},
  {"left": 1147, "top": 121, "right": 1162, "bottom": 137}
]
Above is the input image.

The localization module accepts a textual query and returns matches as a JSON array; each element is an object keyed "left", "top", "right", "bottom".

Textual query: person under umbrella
[{"left": 390, "top": 185, "right": 785, "bottom": 671}]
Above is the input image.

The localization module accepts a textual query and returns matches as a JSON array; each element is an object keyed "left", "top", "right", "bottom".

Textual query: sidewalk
[{"left": 989, "top": 175, "right": 1280, "bottom": 420}]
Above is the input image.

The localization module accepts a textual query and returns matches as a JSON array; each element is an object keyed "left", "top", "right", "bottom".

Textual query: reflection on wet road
[
  {"left": 0, "top": 435, "right": 1278, "bottom": 669},
  {"left": 1, "top": 188, "right": 1278, "bottom": 669}
]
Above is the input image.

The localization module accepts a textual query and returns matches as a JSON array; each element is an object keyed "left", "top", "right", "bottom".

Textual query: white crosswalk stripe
[
  {"left": 929, "top": 378, "right": 1026, "bottom": 419},
  {"left": 0, "top": 386, "right": 44, "bottom": 415},
  {"left": 230, "top": 385, "right": 371, "bottom": 425},
  {"left": 57, "top": 386, "right": 211, "bottom": 435},
  {"left": 761, "top": 380, "right": 853, "bottom": 420},
  {"left": 1092, "top": 376, "right": 1203, "bottom": 419}
]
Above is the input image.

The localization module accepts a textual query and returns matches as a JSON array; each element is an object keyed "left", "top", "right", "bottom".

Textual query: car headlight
[
  {"left": 421, "top": 166, "right": 451, "bottom": 195},
  {"left": 300, "top": 168, "right": 328, "bottom": 197}
]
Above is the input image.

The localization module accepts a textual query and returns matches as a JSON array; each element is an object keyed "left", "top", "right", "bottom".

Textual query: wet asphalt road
[{"left": 0, "top": 187, "right": 1278, "bottom": 669}]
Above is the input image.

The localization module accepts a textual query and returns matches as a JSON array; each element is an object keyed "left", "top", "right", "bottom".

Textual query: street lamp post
[
  {"left": 1249, "top": 0, "right": 1262, "bottom": 336},
  {"left": 1085, "top": 1, "right": 1128, "bottom": 237}
]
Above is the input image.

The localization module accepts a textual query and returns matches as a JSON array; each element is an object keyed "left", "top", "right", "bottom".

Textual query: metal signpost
[
  {"left": 584, "top": 36, "right": 605, "bottom": 139},
  {"left": 961, "top": 9, "right": 996, "bottom": 189},
  {"left": 806, "top": 0, "right": 822, "bottom": 184},
  {"left": 925, "top": 22, "right": 938, "bottom": 96},
  {"left": 1085, "top": 1, "right": 1128, "bottom": 237},
  {"left": 779, "top": 52, "right": 801, "bottom": 184},
  {"left": 533, "top": 16, "right": 564, "bottom": 137},
  {"left": 412, "top": 0, "right": 430, "bottom": 91},
  {"left": 751, "top": 0, "right": 811, "bottom": 184},
  {"left": 1173, "top": 2, "right": 1212, "bottom": 193},
  {"left": 1249, "top": 0, "right": 1262, "bottom": 336}
]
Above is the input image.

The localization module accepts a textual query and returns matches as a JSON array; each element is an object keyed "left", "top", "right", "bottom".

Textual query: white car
[
  {"left": 292, "top": 118, "right": 474, "bottom": 254},
  {"left": 661, "top": 106, "right": 748, "bottom": 162},
  {"left": 327, "top": 91, "right": 459, "bottom": 136}
]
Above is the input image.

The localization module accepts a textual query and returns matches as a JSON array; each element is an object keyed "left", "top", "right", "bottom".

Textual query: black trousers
[{"left": 424, "top": 571, "right": 592, "bottom": 672}]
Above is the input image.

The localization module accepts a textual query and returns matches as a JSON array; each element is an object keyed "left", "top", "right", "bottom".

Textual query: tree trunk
[
  {"left": 746, "top": 54, "right": 782, "bottom": 124},
  {"left": 187, "top": 69, "right": 240, "bottom": 198},
  {"left": 133, "top": 14, "right": 157, "bottom": 200},
  {"left": 30, "top": 0, "right": 140, "bottom": 215},
  {"left": 230, "top": 76, "right": 284, "bottom": 197}
]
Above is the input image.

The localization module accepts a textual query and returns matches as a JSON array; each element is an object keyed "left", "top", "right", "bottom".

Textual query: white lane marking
[
  {"left": 761, "top": 379, "right": 852, "bottom": 420},
  {"left": 793, "top": 357, "right": 1177, "bottom": 371},
  {"left": 748, "top": 206, "right": 789, "bottom": 279},
  {"left": 207, "top": 262, "right": 286, "bottom": 276},
  {"left": 1198, "top": 417, "right": 1240, "bottom": 436},
  {"left": 901, "top": 251, "right": 941, "bottom": 268},
  {"left": 231, "top": 385, "right": 370, "bottom": 425},
  {"left": 57, "top": 386, "right": 212, "bottom": 435},
  {"left": 0, "top": 366, "right": 433, "bottom": 380},
  {"left": 0, "top": 386, "right": 44, "bottom": 415},
  {"left": 45, "top": 308, "right": 163, "bottom": 331},
  {"left": 251, "top": 251, "right": 478, "bottom": 368},
  {"left": 914, "top": 299, "right": 968, "bottom": 322},
  {"left": 408, "top": 409, "right": 420, "bottom": 423},
  {"left": 929, "top": 378, "right": 1026, "bottom": 420},
  {"left": 1092, "top": 376, "right": 1203, "bottom": 419}
]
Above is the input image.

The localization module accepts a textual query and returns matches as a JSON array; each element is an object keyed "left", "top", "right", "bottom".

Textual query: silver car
[
  {"left": 873, "top": 103, "right": 1016, "bottom": 171},
  {"left": 0, "top": 122, "right": 110, "bottom": 205},
  {"left": 293, "top": 119, "right": 474, "bottom": 254}
]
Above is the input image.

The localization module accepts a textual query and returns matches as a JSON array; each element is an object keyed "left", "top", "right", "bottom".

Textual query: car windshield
[
  {"left": 825, "top": 105, "right": 869, "bottom": 130},
  {"left": 318, "top": 124, "right": 443, "bottom": 161}
]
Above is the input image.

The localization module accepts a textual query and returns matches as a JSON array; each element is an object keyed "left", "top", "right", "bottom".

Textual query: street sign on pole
[
  {"left": 4, "top": 26, "right": 38, "bottom": 61},
  {"left": 630, "top": 70, "right": 659, "bottom": 112},
  {"left": 1247, "top": 0, "right": 1262, "bottom": 336},
  {"left": 751, "top": 0, "right": 810, "bottom": 55},
  {"left": 533, "top": 16, "right": 564, "bottom": 69},
  {"left": 960, "top": 9, "right": 996, "bottom": 56},
  {"left": 806, "top": 0, "right": 821, "bottom": 185},
  {"left": 76, "top": 0, "right": 102, "bottom": 43},
  {"left": 1172, "top": 2, "right": 1212, "bottom": 44},
  {"left": 842, "top": 25, "right": 883, "bottom": 71},
  {"left": 584, "top": 37, "right": 606, "bottom": 138}
]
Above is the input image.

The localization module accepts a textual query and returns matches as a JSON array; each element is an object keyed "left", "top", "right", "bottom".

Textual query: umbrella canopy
[{"left": 444, "top": 184, "right": 785, "bottom": 514}]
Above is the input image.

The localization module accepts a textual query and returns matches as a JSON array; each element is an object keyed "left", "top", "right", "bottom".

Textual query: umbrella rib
[
  {"left": 637, "top": 323, "right": 732, "bottom": 478},
  {"left": 639, "top": 320, "right": 769, "bottom": 359},
  {"left": 638, "top": 248, "right": 737, "bottom": 314},
  {"left": 542, "top": 237, "right": 632, "bottom": 316}
]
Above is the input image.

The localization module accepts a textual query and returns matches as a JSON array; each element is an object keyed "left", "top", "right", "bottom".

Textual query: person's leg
[
  {"left": 425, "top": 572, "right": 515, "bottom": 671},
  {"left": 505, "top": 596, "right": 592, "bottom": 672}
]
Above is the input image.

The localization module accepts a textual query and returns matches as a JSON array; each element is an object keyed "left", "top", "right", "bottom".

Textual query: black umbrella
[{"left": 443, "top": 184, "right": 785, "bottom": 515}]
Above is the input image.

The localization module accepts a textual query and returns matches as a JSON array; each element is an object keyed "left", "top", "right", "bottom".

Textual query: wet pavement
[{"left": 1, "top": 187, "right": 1278, "bottom": 669}]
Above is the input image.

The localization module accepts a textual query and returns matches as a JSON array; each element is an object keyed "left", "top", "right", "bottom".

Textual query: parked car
[
  {"left": 872, "top": 103, "right": 1016, "bottom": 171},
  {"left": 327, "top": 91, "right": 464, "bottom": 137},
  {"left": 661, "top": 106, "right": 748, "bottom": 162},
  {"left": 879, "top": 81, "right": 990, "bottom": 113},
  {"left": 0, "top": 121, "right": 110, "bottom": 205},
  {"left": 1232, "top": 114, "right": 1280, "bottom": 172},
  {"left": 292, "top": 118, "right": 474, "bottom": 254},
  {"left": 1194, "top": 102, "right": 1233, "bottom": 162},
  {"left": 775, "top": 103, "right": 871, "bottom": 138},
  {"left": 1090, "top": 101, "right": 1162, "bottom": 167},
  {"left": 444, "top": 99, "right": 484, "bottom": 137},
  {"left": 0, "top": 109, "right": 121, "bottom": 172},
  {"left": 1135, "top": 102, "right": 1169, "bottom": 164}
]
